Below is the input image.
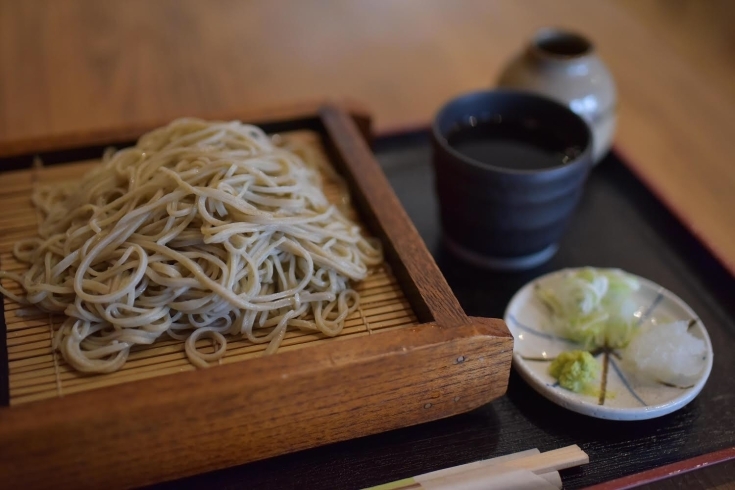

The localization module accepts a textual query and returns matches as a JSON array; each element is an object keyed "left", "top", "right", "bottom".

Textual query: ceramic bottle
[{"left": 498, "top": 28, "right": 616, "bottom": 163}]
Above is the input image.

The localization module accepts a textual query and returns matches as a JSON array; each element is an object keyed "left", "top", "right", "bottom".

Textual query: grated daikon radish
[{"left": 623, "top": 321, "right": 706, "bottom": 386}]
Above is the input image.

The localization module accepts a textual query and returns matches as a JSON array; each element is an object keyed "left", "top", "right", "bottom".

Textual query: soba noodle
[{"left": 0, "top": 118, "right": 382, "bottom": 372}]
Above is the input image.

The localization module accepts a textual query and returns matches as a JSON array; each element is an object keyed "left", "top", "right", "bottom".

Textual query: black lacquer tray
[{"left": 156, "top": 130, "right": 735, "bottom": 490}]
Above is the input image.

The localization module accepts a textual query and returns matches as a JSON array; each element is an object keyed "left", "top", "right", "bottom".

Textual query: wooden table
[
  {"left": 1, "top": 0, "right": 734, "bottom": 274},
  {"left": 2, "top": 0, "right": 735, "bottom": 276},
  {"left": 1, "top": 1, "right": 734, "bottom": 488},
  {"left": 1, "top": 0, "right": 734, "bottom": 276}
]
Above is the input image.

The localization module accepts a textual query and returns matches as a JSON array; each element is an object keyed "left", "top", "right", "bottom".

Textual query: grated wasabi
[{"left": 549, "top": 350, "right": 600, "bottom": 393}]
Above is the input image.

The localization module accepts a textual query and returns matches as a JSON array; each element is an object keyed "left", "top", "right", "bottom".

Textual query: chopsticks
[{"left": 364, "top": 445, "right": 588, "bottom": 490}]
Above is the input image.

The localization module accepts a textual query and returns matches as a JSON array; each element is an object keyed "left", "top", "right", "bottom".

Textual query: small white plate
[{"left": 504, "top": 268, "right": 713, "bottom": 421}]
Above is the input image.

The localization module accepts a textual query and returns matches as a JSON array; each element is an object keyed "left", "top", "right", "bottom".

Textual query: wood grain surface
[
  {"left": 0, "top": 99, "right": 372, "bottom": 160},
  {"left": 0, "top": 1, "right": 733, "bottom": 275},
  {"left": 0, "top": 0, "right": 733, "bottom": 277},
  {"left": 321, "top": 105, "right": 469, "bottom": 328},
  {"left": 0, "top": 317, "right": 512, "bottom": 489}
]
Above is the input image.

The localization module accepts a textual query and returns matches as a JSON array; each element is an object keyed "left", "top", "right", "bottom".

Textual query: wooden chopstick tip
[{"left": 363, "top": 445, "right": 589, "bottom": 490}]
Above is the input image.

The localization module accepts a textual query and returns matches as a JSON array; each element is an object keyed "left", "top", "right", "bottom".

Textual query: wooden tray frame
[{"left": 0, "top": 101, "right": 513, "bottom": 489}]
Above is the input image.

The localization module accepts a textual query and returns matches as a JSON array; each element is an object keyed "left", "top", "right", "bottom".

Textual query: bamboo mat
[{"left": 1, "top": 131, "right": 418, "bottom": 406}]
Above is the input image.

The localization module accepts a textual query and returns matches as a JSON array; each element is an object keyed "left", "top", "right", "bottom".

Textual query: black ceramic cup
[{"left": 431, "top": 90, "right": 593, "bottom": 270}]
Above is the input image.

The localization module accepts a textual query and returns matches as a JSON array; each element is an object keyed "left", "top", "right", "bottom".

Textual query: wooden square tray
[{"left": 0, "top": 102, "right": 512, "bottom": 489}]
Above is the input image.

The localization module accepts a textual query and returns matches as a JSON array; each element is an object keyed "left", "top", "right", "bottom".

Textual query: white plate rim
[{"left": 503, "top": 267, "right": 714, "bottom": 421}]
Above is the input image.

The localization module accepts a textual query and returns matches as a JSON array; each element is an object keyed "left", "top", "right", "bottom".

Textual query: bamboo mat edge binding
[{"left": 1, "top": 130, "right": 418, "bottom": 406}]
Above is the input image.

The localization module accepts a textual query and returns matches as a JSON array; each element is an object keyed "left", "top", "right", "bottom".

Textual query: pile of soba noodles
[{"left": 0, "top": 118, "right": 382, "bottom": 373}]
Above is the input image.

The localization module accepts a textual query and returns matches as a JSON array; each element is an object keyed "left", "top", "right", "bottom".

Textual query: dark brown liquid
[{"left": 447, "top": 118, "right": 581, "bottom": 171}]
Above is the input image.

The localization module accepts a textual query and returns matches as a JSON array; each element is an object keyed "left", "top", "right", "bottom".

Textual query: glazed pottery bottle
[{"left": 497, "top": 28, "right": 616, "bottom": 163}]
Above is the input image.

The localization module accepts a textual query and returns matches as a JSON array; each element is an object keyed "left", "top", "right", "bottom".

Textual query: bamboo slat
[{"left": 1, "top": 131, "right": 418, "bottom": 405}]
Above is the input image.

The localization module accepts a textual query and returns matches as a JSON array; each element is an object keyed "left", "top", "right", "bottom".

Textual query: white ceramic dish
[{"left": 504, "top": 268, "right": 713, "bottom": 421}]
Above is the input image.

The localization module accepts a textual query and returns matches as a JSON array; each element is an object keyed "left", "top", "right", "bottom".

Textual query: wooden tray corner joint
[{"left": 0, "top": 101, "right": 513, "bottom": 489}]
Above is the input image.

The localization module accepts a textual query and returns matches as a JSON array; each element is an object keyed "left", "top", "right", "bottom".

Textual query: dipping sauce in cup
[{"left": 431, "top": 90, "right": 593, "bottom": 270}]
